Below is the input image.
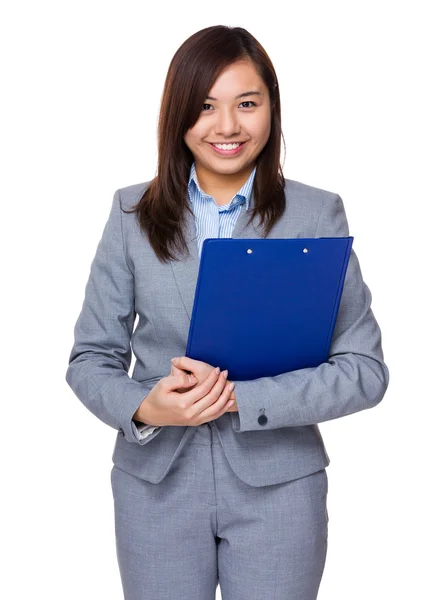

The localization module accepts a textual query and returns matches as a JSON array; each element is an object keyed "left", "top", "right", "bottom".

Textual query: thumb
[
  {"left": 171, "top": 362, "right": 193, "bottom": 378},
  {"left": 177, "top": 372, "right": 197, "bottom": 388}
]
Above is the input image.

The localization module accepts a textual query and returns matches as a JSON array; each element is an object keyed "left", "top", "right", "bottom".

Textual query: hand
[
  {"left": 172, "top": 356, "right": 238, "bottom": 412},
  {"left": 133, "top": 359, "right": 235, "bottom": 427},
  {"left": 171, "top": 356, "right": 215, "bottom": 386}
]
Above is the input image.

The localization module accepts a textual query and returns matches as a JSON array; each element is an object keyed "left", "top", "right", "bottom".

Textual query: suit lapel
[{"left": 170, "top": 189, "right": 265, "bottom": 322}]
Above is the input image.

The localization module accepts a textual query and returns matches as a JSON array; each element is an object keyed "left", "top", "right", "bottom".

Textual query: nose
[{"left": 214, "top": 107, "right": 241, "bottom": 137}]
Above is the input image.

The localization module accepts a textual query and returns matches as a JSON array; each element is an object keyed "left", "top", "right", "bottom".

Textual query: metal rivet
[
  {"left": 247, "top": 248, "right": 253, "bottom": 254},
  {"left": 303, "top": 248, "right": 308, "bottom": 253}
]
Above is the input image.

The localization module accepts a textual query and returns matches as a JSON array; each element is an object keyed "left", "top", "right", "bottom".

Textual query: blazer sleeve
[
  {"left": 65, "top": 189, "right": 163, "bottom": 445},
  {"left": 134, "top": 421, "right": 161, "bottom": 439},
  {"left": 230, "top": 193, "right": 390, "bottom": 433}
]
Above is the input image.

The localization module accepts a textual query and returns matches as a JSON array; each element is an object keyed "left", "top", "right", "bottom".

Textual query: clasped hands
[
  {"left": 134, "top": 356, "right": 237, "bottom": 428},
  {"left": 171, "top": 356, "right": 238, "bottom": 413}
]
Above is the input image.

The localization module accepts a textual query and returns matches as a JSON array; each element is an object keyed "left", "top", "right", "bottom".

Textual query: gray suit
[
  {"left": 66, "top": 178, "right": 389, "bottom": 599},
  {"left": 66, "top": 178, "right": 389, "bottom": 486}
]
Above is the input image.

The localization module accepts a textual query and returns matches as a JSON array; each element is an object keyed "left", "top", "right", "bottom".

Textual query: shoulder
[
  {"left": 282, "top": 177, "right": 343, "bottom": 229},
  {"left": 116, "top": 180, "right": 153, "bottom": 210},
  {"left": 284, "top": 177, "right": 339, "bottom": 206}
]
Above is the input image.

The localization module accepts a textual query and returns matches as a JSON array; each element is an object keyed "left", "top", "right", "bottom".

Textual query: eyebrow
[{"left": 205, "top": 90, "right": 262, "bottom": 101}]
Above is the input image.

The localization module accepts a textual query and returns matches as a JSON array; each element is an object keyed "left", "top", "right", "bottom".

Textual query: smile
[{"left": 208, "top": 141, "right": 247, "bottom": 156}]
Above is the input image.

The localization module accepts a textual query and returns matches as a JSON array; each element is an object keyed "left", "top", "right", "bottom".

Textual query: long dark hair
[{"left": 123, "top": 25, "right": 286, "bottom": 263}]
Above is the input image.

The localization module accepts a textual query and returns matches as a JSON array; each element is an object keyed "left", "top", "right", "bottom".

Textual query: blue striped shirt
[
  {"left": 187, "top": 161, "right": 257, "bottom": 258},
  {"left": 134, "top": 161, "right": 257, "bottom": 440}
]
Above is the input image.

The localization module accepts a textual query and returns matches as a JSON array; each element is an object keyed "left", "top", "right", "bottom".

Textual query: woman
[{"left": 66, "top": 25, "right": 389, "bottom": 600}]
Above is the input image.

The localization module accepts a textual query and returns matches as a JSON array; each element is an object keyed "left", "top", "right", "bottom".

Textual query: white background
[{"left": 2, "top": 1, "right": 434, "bottom": 598}]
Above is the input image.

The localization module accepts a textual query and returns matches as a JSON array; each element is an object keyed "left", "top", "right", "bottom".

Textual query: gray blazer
[{"left": 65, "top": 178, "right": 389, "bottom": 487}]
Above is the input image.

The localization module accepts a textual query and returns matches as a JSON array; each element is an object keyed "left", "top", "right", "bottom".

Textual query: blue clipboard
[{"left": 185, "top": 237, "right": 353, "bottom": 381}]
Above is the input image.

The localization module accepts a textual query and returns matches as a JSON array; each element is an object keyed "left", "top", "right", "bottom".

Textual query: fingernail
[{"left": 171, "top": 357, "right": 179, "bottom": 363}]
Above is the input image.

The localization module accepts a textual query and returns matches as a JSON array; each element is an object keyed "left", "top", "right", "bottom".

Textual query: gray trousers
[{"left": 110, "top": 421, "right": 329, "bottom": 600}]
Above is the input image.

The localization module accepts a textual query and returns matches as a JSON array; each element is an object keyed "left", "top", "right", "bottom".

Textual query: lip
[{"left": 208, "top": 141, "right": 247, "bottom": 156}]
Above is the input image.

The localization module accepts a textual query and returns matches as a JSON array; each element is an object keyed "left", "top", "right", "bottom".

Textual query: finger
[
  {"left": 171, "top": 356, "right": 209, "bottom": 373},
  {"left": 180, "top": 373, "right": 197, "bottom": 387},
  {"left": 172, "top": 366, "right": 220, "bottom": 406},
  {"left": 181, "top": 366, "right": 222, "bottom": 405},
  {"left": 163, "top": 371, "right": 197, "bottom": 392},
  {"left": 195, "top": 380, "right": 234, "bottom": 423},
  {"left": 171, "top": 362, "right": 187, "bottom": 377},
  {"left": 215, "top": 396, "right": 235, "bottom": 419},
  {"left": 188, "top": 369, "right": 229, "bottom": 413}
]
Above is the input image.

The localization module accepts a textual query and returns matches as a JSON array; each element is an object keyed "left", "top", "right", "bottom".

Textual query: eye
[{"left": 202, "top": 100, "right": 257, "bottom": 112}]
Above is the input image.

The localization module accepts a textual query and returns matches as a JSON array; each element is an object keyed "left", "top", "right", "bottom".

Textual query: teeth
[{"left": 213, "top": 143, "right": 242, "bottom": 150}]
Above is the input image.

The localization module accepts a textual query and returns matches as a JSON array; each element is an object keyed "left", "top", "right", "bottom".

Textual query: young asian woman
[{"left": 65, "top": 25, "right": 389, "bottom": 600}]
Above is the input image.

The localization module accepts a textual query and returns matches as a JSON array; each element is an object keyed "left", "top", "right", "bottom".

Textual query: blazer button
[
  {"left": 118, "top": 428, "right": 125, "bottom": 436},
  {"left": 258, "top": 414, "right": 268, "bottom": 426}
]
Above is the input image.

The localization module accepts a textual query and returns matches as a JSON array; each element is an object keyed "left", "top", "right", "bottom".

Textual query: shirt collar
[{"left": 188, "top": 161, "right": 256, "bottom": 211}]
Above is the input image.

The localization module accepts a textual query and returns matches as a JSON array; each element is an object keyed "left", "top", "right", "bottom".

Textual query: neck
[{"left": 195, "top": 163, "right": 254, "bottom": 205}]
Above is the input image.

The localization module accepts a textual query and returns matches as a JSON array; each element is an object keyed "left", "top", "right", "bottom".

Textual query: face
[{"left": 183, "top": 60, "right": 271, "bottom": 184}]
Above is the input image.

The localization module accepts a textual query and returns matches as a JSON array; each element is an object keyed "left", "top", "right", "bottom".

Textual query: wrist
[{"left": 133, "top": 395, "right": 150, "bottom": 424}]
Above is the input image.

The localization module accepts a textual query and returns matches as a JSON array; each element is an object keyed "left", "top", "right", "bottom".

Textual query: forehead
[{"left": 208, "top": 61, "right": 264, "bottom": 95}]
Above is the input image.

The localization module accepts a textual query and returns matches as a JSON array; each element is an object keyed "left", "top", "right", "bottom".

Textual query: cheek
[
  {"left": 184, "top": 131, "right": 194, "bottom": 150},
  {"left": 246, "top": 112, "right": 271, "bottom": 142},
  {"left": 250, "top": 123, "right": 271, "bottom": 145},
  {"left": 186, "top": 123, "right": 207, "bottom": 146},
  {"left": 260, "top": 115, "right": 272, "bottom": 143}
]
